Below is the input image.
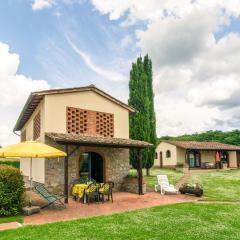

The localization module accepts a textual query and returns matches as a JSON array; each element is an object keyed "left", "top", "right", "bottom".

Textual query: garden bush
[
  {"left": 0, "top": 159, "right": 20, "bottom": 169},
  {"left": 0, "top": 165, "right": 25, "bottom": 216}
]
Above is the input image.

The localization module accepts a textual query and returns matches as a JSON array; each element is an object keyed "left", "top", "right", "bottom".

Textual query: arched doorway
[
  {"left": 79, "top": 152, "right": 104, "bottom": 182},
  {"left": 187, "top": 150, "right": 201, "bottom": 168}
]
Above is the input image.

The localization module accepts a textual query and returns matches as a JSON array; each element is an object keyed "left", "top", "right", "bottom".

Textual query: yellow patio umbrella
[{"left": 0, "top": 141, "right": 67, "bottom": 207}]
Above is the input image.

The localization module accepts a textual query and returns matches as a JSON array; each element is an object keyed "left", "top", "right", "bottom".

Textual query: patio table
[{"left": 72, "top": 183, "right": 104, "bottom": 204}]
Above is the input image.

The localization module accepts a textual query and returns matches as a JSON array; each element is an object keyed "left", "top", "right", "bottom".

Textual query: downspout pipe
[{"left": 13, "top": 130, "right": 20, "bottom": 137}]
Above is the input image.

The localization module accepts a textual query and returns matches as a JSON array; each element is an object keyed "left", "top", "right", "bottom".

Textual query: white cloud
[
  {"left": 193, "top": 33, "right": 240, "bottom": 80},
  {"left": 91, "top": 1, "right": 240, "bottom": 136},
  {"left": 0, "top": 42, "right": 49, "bottom": 145},
  {"left": 32, "top": 0, "right": 54, "bottom": 10},
  {"left": 91, "top": 0, "right": 195, "bottom": 24},
  {"left": 188, "top": 76, "right": 240, "bottom": 107},
  {"left": 137, "top": 9, "right": 217, "bottom": 66},
  {"left": 90, "top": 0, "right": 240, "bottom": 25},
  {"left": 66, "top": 36, "right": 126, "bottom": 82},
  {"left": 154, "top": 67, "right": 192, "bottom": 93},
  {"left": 156, "top": 96, "right": 221, "bottom": 136}
]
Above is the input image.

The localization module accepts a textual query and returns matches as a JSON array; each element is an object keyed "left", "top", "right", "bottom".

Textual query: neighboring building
[
  {"left": 14, "top": 85, "right": 151, "bottom": 196},
  {"left": 154, "top": 140, "right": 240, "bottom": 169}
]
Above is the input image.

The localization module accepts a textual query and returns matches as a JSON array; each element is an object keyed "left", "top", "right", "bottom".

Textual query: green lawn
[
  {"left": 130, "top": 168, "right": 184, "bottom": 188},
  {"left": 2, "top": 203, "right": 240, "bottom": 240},
  {"left": 188, "top": 169, "right": 240, "bottom": 201},
  {"left": 0, "top": 215, "right": 23, "bottom": 224}
]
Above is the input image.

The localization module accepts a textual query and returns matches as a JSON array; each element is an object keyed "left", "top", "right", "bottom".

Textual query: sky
[{"left": 0, "top": 0, "right": 240, "bottom": 145}]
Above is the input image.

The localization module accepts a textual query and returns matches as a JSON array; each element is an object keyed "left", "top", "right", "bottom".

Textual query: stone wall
[
  {"left": 44, "top": 136, "right": 130, "bottom": 194},
  {"left": 121, "top": 176, "right": 146, "bottom": 194}
]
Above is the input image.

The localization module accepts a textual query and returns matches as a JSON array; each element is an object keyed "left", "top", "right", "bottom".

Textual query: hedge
[
  {"left": 0, "top": 159, "right": 20, "bottom": 169},
  {"left": 0, "top": 165, "right": 25, "bottom": 216}
]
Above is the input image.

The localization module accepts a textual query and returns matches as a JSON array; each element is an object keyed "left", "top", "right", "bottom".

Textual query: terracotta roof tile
[
  {"left": 46, "top": 132, "right": 153, "bottom": 149},
  {"left": 162, "top": 140, "right": 240, "bottom": 150}
]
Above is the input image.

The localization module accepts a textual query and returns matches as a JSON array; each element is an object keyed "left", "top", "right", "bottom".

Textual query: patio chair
[
  {"left": 99, "top": 181, "right": 114, "bottom": 203},
  {"left": 85, "top": 183, "right": 100, "bottom": 205},
  {"left": 33, "top": 182, "right": 66, "bottom": 209},
  {"left": 70, "top": 179, "right": 82, "bottom": 201},
  {"left": 77, "top": 177, "right": 96, "bottom": 184},
  {"left": 154, "top": 175, "right": 178, "bottom": 195},
  {"left": 87, "top": 178, "right": 97, "bottom": 184}
]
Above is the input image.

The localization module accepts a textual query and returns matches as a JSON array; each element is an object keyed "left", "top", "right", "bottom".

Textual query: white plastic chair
[{"left": 154, "top": 175, "right": 178, "bottom": 195}]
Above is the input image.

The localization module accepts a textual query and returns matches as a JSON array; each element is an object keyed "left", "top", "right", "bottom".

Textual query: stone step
[{"left": 0, "top": 222, "right": 22, "bottom": 231}]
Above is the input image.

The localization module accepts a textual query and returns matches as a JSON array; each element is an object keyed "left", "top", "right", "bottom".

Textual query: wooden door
[{"left": 160, "top": 152, "right": 163, "bottom": 168}]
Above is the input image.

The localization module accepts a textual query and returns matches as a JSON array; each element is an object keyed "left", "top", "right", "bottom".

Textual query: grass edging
[{"left": 0, "top": 215, "right": 23, "bottom": 225}]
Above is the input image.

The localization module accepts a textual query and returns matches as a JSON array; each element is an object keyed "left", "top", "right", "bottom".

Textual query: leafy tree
[
  {"left": 128, "top": 56, "right": 157, "bottom": 175},
  {"left": 159, "top": 130, "right": 240, "bottom": 146}
]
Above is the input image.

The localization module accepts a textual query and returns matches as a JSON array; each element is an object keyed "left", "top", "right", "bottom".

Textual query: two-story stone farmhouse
[{"left": 14, "top": 85, "right": 152, "bottom": 201}]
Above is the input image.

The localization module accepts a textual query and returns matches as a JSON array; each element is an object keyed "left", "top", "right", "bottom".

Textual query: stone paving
[
  {"left": 0, "top": 222, "right": 22, "bottom": 231},
  {"left": 176, "top": 172, "right": 191, "bottom": 189},
  {"left": 24, "top": 191, "right": 198, "bottom": 225}
]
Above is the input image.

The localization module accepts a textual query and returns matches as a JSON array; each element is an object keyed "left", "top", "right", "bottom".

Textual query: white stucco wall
[
  {"left": 154, "top": 141, "right": 238, "bottom": 169},
  {"left": 229, "top": 151, "right": 237, "bottom": 168},
  {"left": 19, "top": 89, "right": 131, "bottom": 184},
  {"left": 154, "top": 142, "right": 177, "bottom": 167},
  {"left": 44, "top": 91, "right": 130, "bottom": 139},
  {"left": 176, "top": 147, "right": 186, "bottom": 165},
  {"left": 20, "top": 158, "right": 45, "bottom": 183},
  {"left": 20, "top": 100, "right": 45, "bottom": 183}
]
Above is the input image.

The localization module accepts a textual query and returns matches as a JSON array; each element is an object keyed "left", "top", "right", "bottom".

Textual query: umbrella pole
[{"left": 29, "top": 157, "right": 33, "bottom": 207}]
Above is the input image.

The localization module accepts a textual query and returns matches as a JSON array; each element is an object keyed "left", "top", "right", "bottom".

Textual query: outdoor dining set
[{"left": 71, "top": 178, "right": 114, "bottom": 204}]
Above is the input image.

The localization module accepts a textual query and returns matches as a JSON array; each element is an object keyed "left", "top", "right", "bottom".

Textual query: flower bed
[{"left": 179, "top": 183, "right": 203, "bottom": 197}]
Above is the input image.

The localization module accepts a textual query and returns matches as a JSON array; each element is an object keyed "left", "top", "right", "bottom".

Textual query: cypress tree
[
  {"left": 143, "top": 55, "right": 157, "bottom": 176},
  {"left": 128, "top": 57, "right": 149, "bottom": 169},
  {"left": 128, "top": 55, "right": 157, "bottom": 175}
]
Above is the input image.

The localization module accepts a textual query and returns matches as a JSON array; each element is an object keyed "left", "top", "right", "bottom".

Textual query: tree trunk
[{"left": 146, "top": 168, "right": 150, "bottom": 176}]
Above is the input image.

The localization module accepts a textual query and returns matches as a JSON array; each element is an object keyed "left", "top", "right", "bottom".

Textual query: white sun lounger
[{"left": 154, "top": 175, "right": 178, "bottom": 195}]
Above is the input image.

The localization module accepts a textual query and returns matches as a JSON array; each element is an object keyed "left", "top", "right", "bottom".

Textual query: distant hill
[{"left": 158, "top": 130, "right": 240, "bottom": 146}]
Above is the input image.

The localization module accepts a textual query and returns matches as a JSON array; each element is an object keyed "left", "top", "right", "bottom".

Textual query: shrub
[
  {"left": 0, "top": 159, "right": 20, "bottom": 169},
  {"left": 0, "top": 165, "right": 25, "bottom": 216}
]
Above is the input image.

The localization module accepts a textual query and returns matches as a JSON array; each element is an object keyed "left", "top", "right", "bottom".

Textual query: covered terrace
[{"left": 45, "top": 132, "right": 153, "bottom": 203}]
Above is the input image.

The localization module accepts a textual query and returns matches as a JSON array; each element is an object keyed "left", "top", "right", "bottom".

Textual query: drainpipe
[{"left": 13, "top": 130, "right": 20, "bottom": 137}]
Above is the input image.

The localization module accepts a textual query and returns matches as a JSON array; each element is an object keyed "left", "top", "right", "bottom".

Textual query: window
[
  {"left": 155, "top": 152, "right": 158, "bottom": 159},
  {"left": 166, "top": 150, "right": 171, "bottom": 158},
  {"left": 33, "top": 111, "right": 41, "bottom": 140}
]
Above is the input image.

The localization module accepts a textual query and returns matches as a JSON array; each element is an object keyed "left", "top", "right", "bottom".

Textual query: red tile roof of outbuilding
[{"left": 162, "top": 140, "right": 240, "bottom": 150}]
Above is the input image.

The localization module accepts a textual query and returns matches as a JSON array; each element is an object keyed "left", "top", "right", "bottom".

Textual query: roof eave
[
  {"left": 14, "top": 86, "right": 136, "bottom": 132},
  {"left": 33, "top": 86, "right": 136, "bottom": 113},
  {"left": 45, "top": 132, "right": 153, "bottom": 149},
  {"left": 161, "top": 141, "right": 240, "bottom": 151},
  {"left": 13, "top": 93, "right": 34, "bottom": 132}
]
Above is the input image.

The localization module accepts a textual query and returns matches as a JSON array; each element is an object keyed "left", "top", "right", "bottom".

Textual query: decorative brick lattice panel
[
  {"left": 96, "top": 112, "right": 114, "bottom": 137},
  {"left": 21, "top": 129, "right": 26, "bottom": 142},
  {"left": 66, "top": 107, "right": 114, "bottom": 137},
  {"left": 33, "top": 111, "right": 41, "bottom": 140}
]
